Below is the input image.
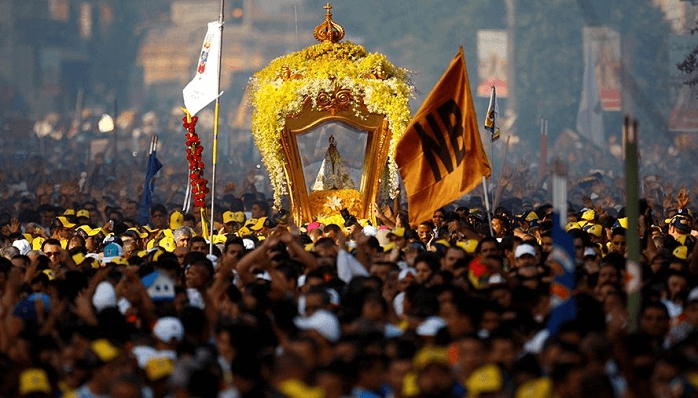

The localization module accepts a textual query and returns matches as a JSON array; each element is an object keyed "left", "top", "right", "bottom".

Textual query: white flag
[{"left": 183, "top": 21, "right": 222, "bottom": 116}]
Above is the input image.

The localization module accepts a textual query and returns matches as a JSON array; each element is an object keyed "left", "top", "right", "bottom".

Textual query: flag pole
[
  {"left": 482, "top": 176, "right": 494, "bottom": 236},
  {"left": 624, "top": 116, "right": 641, "bottom": 332},
  {"left": 209, "top": 0, "right": 225, "bottom": 255}
]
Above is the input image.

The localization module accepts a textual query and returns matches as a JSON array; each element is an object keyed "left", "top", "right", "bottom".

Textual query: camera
[{"left": 340, "top": 208, "right": 358, "bottom": 228}]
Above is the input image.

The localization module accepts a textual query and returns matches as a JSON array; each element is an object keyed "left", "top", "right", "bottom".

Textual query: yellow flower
[{"left": 249, "top": 41, "right": 413, "bottom": 208}]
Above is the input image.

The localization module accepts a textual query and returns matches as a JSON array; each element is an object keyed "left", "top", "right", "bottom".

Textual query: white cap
[
  {"left": 92, "top": 281, "right": 117, "bottom": 313},
  {"left": 294, "top": 309, "right": 341, "bottom": 343},
  {"left": 242, "top": 238, "right": 256, "bottom": 250},
  {"left": 12, "top": 239, "right": 30, "bottom": 255},
  {"left": 363, "top": 225, "right": 378, "bottom": 237},
  {"left": 688, "top": 286, "right": 698, "bottom": 303},
  {"left": 488, "top": 274, "right": 505, "bottom": 285},
  {"left": 153, "top": 317, "right": 184, "bottom": 343},
  {"left": 583, "top": 247, "right": 597, "bottom": 257},
  {"left": 398, "top": 268, "right": 417, "bottom": 281},
  {"left": 416, "top": 316, "right": 446, "bottom": 337},
  {"left": 515, "top": 244, "right": 536, "bottom": 259}
]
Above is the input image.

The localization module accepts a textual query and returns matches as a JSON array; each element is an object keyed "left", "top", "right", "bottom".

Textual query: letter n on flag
[{"left": 396, "top": 47, "right": 491, "bottom": 226}]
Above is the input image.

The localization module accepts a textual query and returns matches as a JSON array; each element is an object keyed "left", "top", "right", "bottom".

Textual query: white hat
[
  {"left": 398, "top": 268, "right": 417, "bottom": 281},
  {"left": 12, "top": 239, "right": 31, "bottom": 255},
  {"left": 583, "top": 247, "right": 597, "bottom": 258},
  {"left": 515, "top": 244, "right": 536, "bottom": 259},
  {"left": 363, "top": 225, "right": 378, "bottom": 237},
  {"left": 92, "top": 281, "right": 117, "bottom": 313},
  {"left": 153, "top": 317, "right": 184, "bottom": 343},
  {"left": 688, "top": 287, "right": 698, "bottom": 303},
  {"left": 294, "top": 309, "right": 341, "bottom": 343},
  {"left": 416, "top": 316, "right": 446, "bottom": 337}
]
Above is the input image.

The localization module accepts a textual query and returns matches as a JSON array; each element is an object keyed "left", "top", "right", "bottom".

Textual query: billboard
[
  {"left": 582, "top": 26, "right": 622, "bottom": 112},
  {"left": 477, "top": 30, "right": 508, "bottom": 98}
]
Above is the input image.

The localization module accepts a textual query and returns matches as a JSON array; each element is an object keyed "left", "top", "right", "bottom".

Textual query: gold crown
[{"left": 313, "top": 3, "right": 345, "bottom": 44}]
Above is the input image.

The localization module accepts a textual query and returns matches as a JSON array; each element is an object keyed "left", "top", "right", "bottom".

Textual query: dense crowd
[{"left": 0, "top": 168, "right": 698, "bottom": 398}]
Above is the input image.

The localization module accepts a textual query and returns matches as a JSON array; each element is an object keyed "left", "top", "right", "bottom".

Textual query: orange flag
[{"left": 396, "top": 48, "right": 491, "bottom": 226}]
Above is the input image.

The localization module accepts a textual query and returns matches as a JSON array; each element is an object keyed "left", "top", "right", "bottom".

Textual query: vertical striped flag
[{"left": 484, "top": 86, "right": 500, "bottom": 142}]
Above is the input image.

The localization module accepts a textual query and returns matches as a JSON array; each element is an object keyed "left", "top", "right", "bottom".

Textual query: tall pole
[
  {"left": 624, "top": 116, "right": 641, "bottom": 331},
  {"left": 209, "top": 0, "right": 225, "bottom": 255},
  {"left": 505, "top": 0, "right": 516, "bottom": 136}
]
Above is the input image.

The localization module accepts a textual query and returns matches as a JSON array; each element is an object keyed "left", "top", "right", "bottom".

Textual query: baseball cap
[
  {"left": 416, "top": 316, "right": 446, "bottom": 337},
  {"left": 77, "top": 209, "right": 90, "bottom": 219},
  {"left": 13, "top": 293, "right": 51, "bottom": 321},
  {"left": 12, "top": 239, "right": 30, "bottom": 255},
  {"left": 63, "top": 209, "right": 75, "bottom": 216},
  {"left": 169, "top": 211, "right": 184, "bottom": 230},
  {"left": 580, "top": 209, "right": 596, "bottom": 222},
  {"left": 145, "top": 357, "right": 174, "bottom": 381},
  {"left": 263, "top": 217, "right": 278, "bottom": 229},
  {"left": 515, "top": 244, "right": 536, "bottom": 259},
  {"left": 669, "top": 215, "right": 692, "bottom": 234},
  {"left": 294, "top": 309, "right": 341, "bottom": 342},
  {"left": 51, "top": 216, "right": 75, "bottom": 230},
  {"left": 516, "top": 211, "right": 538, "bottom": 222},
  {"left": 456, "top": 239, "right": 478, "bottom": 254},
  {"left": 158, "top": 237, "right": 176, "bottom": 252},
  {"left": 19, "top": 368, "right": 51, "bottom": 396},
  {"left": 90, "top": 339, "right": 121, "bottom": 363},
  {"left": 398, "top": 268, "right": 417, "bottom": 281},
  {"left": 387, "top": 227, "right": 405, "bottom": 238},
  {"left": 688, "top": 286, "right": 698, "bottom": 303},
  {"left": 466, "top": 364, "right": 504, "bottom": 396},
  {"left": 583, "top": 247, "right": 597, "bottom": 258},
  {"left": 92, "top": 281, "right": 117, "bottom": 313},
  {"left": 153, "top": 316, "right": 184, "bottom": 343},
  {"left": 102, "top": 242, "right": 124, "bottom": 264},
  {"left": 583, "top": 223, "right": 603, "bottom": 238},
  {"left": 251, "top": 217, "right": 267, "bottom": 231},
  {"left": 223, "top": 211, "right": 245, "bottom": 224},
  {"left": 565, "top": 221, "right": 581, "bottom": 232}
]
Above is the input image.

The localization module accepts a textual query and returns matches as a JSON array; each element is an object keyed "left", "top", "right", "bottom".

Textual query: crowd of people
[{"left": 0, "top": 167, "right": 698, "bottom": 398}]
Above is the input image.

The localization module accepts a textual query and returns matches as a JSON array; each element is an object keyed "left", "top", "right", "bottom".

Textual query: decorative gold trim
[
  {"left": 281, "top": 99, "right": 391, "bottom": 225},
  {"left": 313, "top": 3, "right": 345, "bottom": 44}
]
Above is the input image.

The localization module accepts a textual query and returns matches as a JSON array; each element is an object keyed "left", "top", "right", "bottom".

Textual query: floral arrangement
[
  {"left": 182, "top": 112, "right": 209, "bottom": 208},
  {"left": 248, "top": 40, "right": 414, "bottom": 208},
  {"left": 309, "top": 188, "right": 363, "bottom": 221}
]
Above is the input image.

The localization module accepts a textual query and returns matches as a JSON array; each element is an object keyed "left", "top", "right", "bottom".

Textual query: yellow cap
[
  {"left": 159, "top": 237, "right": 176, "bottom": 252},
  {"left": 388, "top": 227, "right": 405, "bottom": 238},
  {"left": 63, "top": 208, "right": 75, "bottom": 216},
  {"left": 466, "top": 364, "right": 504, "bottom": 396},
  {"left": 583, "top": 223, "right": 603, "bottom": 238},
  {"left": 169, "top": 211, "right": 184, "bottom": 230},
  {"left": 515, "top": 377, "right": 552, "bottom": 398},
  {"left": 456, "top": 239, "right": 479, "bottom": 254},
  {"left": 145, "top": 357, "right": 174, "bottom": 381},
  {"left": 19, "top": 368, "right": 51, "bottom": 395},
  {"left": 237, "top": 226, "right": 251, "bottom": 237},
  {"left": 110, "top": 257, "right": 130, "bottom": 267},
  {"left": 565, "top": 221, "right": 581, "bottom": 232},
  {"left": 77, "top": 209, "right": 90, "bottom": 218},
  {"left": 32, "top": 237, "right": 45, "bottom": 251},
  {"left": 91, "top": 339, "right": 120, "bottom": 363},
  {"left": 581, "top": 209, "right": 596, "bottom": 221},
  {"left": 251, "top": 217, "right": 267, "bottom": 231},
  {"left": 223, "top": 211, "right": 245, "bottom": 224},
  {"left": 42, "top": 269, "right": 56, "bottom": 280},
  {"left": 55, "top": 216, "right": 76, "bottom": 228}
]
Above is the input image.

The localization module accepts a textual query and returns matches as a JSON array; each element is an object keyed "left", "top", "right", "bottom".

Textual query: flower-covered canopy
[{"left": 247, "top": 3, "right": 413, "bottom": 212}]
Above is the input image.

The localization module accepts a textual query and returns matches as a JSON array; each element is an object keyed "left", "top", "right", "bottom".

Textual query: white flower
[{"left": 326, "top": 195, "right": 342, "bottom": 210}]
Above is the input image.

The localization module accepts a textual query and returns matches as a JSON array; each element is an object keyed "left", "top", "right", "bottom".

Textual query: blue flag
[
  {"left": 137, "top": 146, "right": 162, "bottom": 226},
  {"left": 546, "top": 212, "right": 577, "bottom": 335}
]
